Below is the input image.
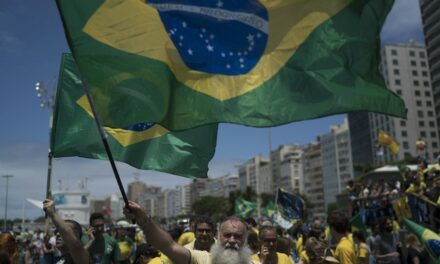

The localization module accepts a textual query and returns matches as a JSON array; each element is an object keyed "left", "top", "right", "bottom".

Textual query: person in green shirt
[{"left": 86, "top": 212, "right": 122, "bottom": 264}]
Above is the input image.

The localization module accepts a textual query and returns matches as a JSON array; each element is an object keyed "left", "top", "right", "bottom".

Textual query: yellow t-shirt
[
  {"left": 299, "top": 250, "right": 310, "bottom": 264},
  {"left": 334, "top": 236, "right": 356, "bottom": 264},
  {"left": 296, "top": 236, "right": 303, "bottom": 254},
  {"left": 191, "top": 250, "right": 260, "bottom": 264},
  {"left": 405, "top": 182, "right": 426, "bottom": 195},
  {"left": 358, "top": 242, "right": 368, "bottom": 259},
  {"left": 184, "top": 240, "right": 196, "bottom": 250},
  {"left": 148, "top": 257, "right": 162, "bottom": 264},
  {"left": 251, "top": 252, "right": 293, "bottom": 264},
  {"left": 160, "top": 252, "right": 172, "bottom": 264},
  {"left": 178, "top": 232, "right": 195, "bottom": 246}
]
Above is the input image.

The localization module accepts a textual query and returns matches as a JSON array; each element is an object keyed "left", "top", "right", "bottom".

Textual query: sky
[{"left": 0, "top": 0, "right": 424, "bottom": 219}]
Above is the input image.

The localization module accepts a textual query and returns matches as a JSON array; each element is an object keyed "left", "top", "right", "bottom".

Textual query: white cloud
[
  {"left": 0, "top": 142, "right": 240, "bottom": 219},
  {"left": 0, "top": 30, "right": 23, "bottom": 52}
]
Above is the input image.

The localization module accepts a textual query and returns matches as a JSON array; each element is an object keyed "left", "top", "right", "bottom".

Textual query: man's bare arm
[
  {"left": 43, "top": 199, "right": 90, "bottom": 264},
  {"left": 124, "top": 201, "right": 191, "bottom": 264}
]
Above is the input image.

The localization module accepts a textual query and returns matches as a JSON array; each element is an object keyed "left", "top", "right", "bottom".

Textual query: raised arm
[
  {"left": 43, "top": 199, "right": 90, "bottom": 264},
  {"left": 124, "top": 201, "right": 191, "bottom": 264}
]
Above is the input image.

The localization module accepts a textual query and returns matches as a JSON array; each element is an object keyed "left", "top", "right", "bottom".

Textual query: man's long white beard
[{"left": 210, "top": 242, "right": 252, "bottom": 264}]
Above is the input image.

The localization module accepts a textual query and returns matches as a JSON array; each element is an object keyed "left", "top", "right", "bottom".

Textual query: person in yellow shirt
[
  {"left": 134, "top": 243, "right": 161, "bottom": 264},
  {"left": 178, "top": 230, "right": 195, "bottom": 246},
  {"left": 352, "top": 231, "right": 373, "bottom": 264},
  {"left": 327, "top": 211, "right": 356, "bottom": 264},
  {"left": 184, "top": 216, "right": 216, "bottom": 251},
  {"left": 251, "top": 226, "right": 293, "bottom": 264}
]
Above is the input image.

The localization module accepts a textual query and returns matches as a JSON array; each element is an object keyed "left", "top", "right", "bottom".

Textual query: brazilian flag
[
  {"left": 50, "top": 53, "right": 218, "bottom": 179},
  {"left": 403, "top": 218, "right": 440, "bottom": 264},
  {"left": 56, "top": 0, "right": 406, "bottom": 131},
  {"left": 234, "top": 198, "right": 256, "bottom": 218},
  {"left": 262, "top": 202, "right": 275, "bottom": 218},
  {"left": 277, "top": 188, "right": 304, "bottom": 220}
]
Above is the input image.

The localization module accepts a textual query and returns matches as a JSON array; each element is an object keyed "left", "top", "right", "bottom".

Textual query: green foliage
[
  {"left": 353, "top": 163, "right": 376, "bottom": 173},
  {"left": 192, "top": 196, "right": 230, "bottom": 222},
  {"left": 260, "top": 193, "right": 275, "bottom": 207}
]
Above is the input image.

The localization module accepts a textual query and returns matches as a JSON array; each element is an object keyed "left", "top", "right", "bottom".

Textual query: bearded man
[{"left": 124, "top": 201, "right": 259, "bottom": 264}]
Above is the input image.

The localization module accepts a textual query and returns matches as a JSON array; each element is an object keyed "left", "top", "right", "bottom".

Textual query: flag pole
[{"left": 81, "top": 81, "right": 129, "bottom": 206}]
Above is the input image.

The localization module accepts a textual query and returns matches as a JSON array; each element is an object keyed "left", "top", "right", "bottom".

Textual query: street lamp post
[
  {"left": 3, "top": 174, "right": 13, "bottom": 231},
  {"left": 35, "top": 81, "right": 55, "bottom": 199}
]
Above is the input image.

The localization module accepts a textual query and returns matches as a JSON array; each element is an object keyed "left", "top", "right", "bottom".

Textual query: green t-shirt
[{"left": 88, "top": 233, "right": 122, "bottom": 264}]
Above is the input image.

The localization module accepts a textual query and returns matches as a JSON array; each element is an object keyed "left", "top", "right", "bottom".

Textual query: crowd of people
[
  {"left": 347, "top": 160, "right": 440, "bottom": 230},
  {"left": 0, "top": 194, "right": 438, "bottom": 264}
]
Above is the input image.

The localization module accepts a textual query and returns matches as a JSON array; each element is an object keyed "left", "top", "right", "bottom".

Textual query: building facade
[
  {"left": 349, "top": 44, "right": 440, "bottom": 167},
  {"left": 378, "top": 43, "right": 439, "bottom": 161},
  {"left": 303, "top": 142, "right": 325, "bottom": 220},
  {"left": 238, "top": 155, "right": 270, "bottom": 194},
  {"left": 320, "top": 119, "right": 354, "bottom": 208},
  {"left": 420, "top": 0, "right": 440, "bottom": 143},
  {"left": 127, "top": 180, "right": 146, "bottom": 203},
  {"left": 279, "top": 147, "right": 305, "bottom": 195}
]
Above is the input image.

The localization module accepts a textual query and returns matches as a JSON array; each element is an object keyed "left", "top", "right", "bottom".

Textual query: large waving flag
[
  {"left": 50, "top": 53, "right": 218, "bottom": 179},
  {"left": 56, "top": 0, "right": 406, "bottom": 131},
  {"left": 234, "top": 198, "right": 256, "bottom": 218},
  {"left": 403, "top": 218, "right": 440, "bottom": 264},
  {"left": 378, "top": 130, "right": 400, "bottom": 154}
]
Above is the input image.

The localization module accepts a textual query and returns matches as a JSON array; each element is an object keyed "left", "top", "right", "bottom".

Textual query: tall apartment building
[
  {"left": 347, "top": 112, "right": 375, "bottom": 173},
  {"left": 279, "top": 147, "right": 305, "bottom": 195},
  {"left": 127, "top": 180, "right": 146, "bottom": 202},
  {"left": 139, "top": 185, "right": 162, "bottom": 217},
  {"left": 177, "top": 184, "right": 192, "bottom": 214},
  {"left": 381, "top": 44, "right": 439, "bottom": 161},
  {"left": 157, "top": 189, "right": 181, "bottom": 219},
  {"left": 303, "top": 143, "right": 325, "bottom": 220},
  {"left": 199, "top": 174, "right": 239, "bottom": 198},
  {"left": 190, "top": 178, "right": 210, "bottom": 205},
  {"left": 258, "top": 163, "right": 273, "bottom": 194},
  {"left": 222, "top": 174, "right": 240, "bottom": 196},
  {"left": 349, "top": 43, "right": 440, "bottom": 165},
  {"left": 420, "top": 0, "right": 440, "bottom": 140},
  {"left": 238, "top": 155, "right": 270, "bottom": 194},
  {"left": 320, "top": 119, "right": 354, "bottom": 208},
  {"left": 270, "top": 145, "right": 302, "bottom": 191}
]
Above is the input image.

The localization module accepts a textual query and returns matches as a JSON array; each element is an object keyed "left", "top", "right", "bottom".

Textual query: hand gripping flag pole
[{"left": 81, "top": 79, "right": 130, "bottom": 207}]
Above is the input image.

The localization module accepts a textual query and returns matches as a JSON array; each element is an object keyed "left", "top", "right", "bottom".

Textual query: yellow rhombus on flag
[{"left": 378, "top": 130, "right": 400, "bottom": 154}]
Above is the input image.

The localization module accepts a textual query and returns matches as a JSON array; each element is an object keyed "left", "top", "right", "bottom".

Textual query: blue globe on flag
[{"left": 148, "top": 0, "right": 269, "bottom": 75}]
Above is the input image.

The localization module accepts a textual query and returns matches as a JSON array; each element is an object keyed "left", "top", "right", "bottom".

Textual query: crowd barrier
[{"left": 349, "top": 192, "right": 439, "bottom": 231}]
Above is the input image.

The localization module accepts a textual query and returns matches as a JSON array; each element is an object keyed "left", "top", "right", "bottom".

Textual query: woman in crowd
[{"left": 405, "top": 234, "right": 429, "bottom": 264}]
